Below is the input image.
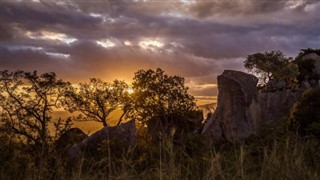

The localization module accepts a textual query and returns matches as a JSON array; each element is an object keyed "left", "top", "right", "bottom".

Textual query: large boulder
[
  {"left": 298, "top": 53, "right": 320, "bottom": 88},
  {"left": 302, "top": 53, "right": 320, "bottom": 61},
  {"left": 265, "top": 78, "right": 286, "bottom": 91},
  {"left": 313, "top": 60, "right": 320, "bottom": 75},
  {"left": 201, "top": 112, "right": 224, "bottom": 145},
  {"left": 54, "top": 128, "right": 88, "bottom": 154},
  {"left": 311, "top": 60, "right": 320, "bottom": 87},
  {"left": 69, "top": 119, "right": 136, "bottom": 159},
  {"left": 202, "top": 70, "right": 258, "bottom": 144},
  {"left": 257, "top": 90, "right": 302, "bottom": 123},
  {"left": 202, "top": 70, "right": 302, "bottom": 145}
]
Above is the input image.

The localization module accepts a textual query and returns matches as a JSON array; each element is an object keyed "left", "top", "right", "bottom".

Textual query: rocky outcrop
[
  {"left": 69, "top": 119, "right": 136, "bottom": 159},
  {"left": 298, "top": 53, "right": 320, "bottom": 88},
  {"left": 304, "top": 53, "right": 320, "bottom": 78},
  {"left": 310, "top": 59, "right": 320, "bottom": 87},
  {"left": 202, "top": 53, "right": 320, "bottom": 145},
  {"left": 302, "top": 53, "right": 320, "bottom": 61},
  {"left": 265, "top": 78, "right": 286, "bottom": 91},
  {"left": 202, "top": 70, "right": 302, "bottom": 145},
  {"left": 256, "top": 90, "right": 302, "bottom": 123},
  {"left": 201, "top": 112, "right": 224, "bottom": 145},
  {"left": 202, "top": 70, "right": 259, "bottom": 144},
  {"left": 54, "top": 128, "right": 88, "bottom": 154}
]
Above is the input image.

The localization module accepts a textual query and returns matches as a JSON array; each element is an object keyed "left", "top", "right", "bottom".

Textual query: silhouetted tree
[
  {"left": 64, "top": 78, "right": 131, "bottom": 127},
  {"left": 0, "top": 70, "right": 71, "bottom": 157},
  {"left": 244, "top": 50, "right": 299, "bottom": 87},
  {"left": 131, "top": 68, "right": 200, "bottom": 141}
]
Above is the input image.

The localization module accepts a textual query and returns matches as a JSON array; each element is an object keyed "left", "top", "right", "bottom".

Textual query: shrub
[{"left": 289, "top": 88, "right": 320, "bottom": 137}]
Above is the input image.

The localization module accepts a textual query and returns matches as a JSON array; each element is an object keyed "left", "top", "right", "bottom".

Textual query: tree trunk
[{"left": 102, "top": 119, "right": 108, "bottom": 127}]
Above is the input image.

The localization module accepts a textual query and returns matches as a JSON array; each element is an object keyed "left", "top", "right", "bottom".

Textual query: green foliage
[
  {"left": 289, "top": 88, "right": 320, "bottom": 137},
  {"left": 244, "top": 50, "right": 298, "bottom": 87},
  {"left": 131, "top": 68, "right": 199, "bottom": 140},
  {"left": 65, "top": 78, "right": 131, "bottom": 127},
  {"left": 273, "top": 62, "right": 300, "bottom": 89}
]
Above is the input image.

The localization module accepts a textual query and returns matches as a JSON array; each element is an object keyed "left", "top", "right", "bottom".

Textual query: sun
[{"left": 127, "top": 89, "right": 134, "bottom": 94}]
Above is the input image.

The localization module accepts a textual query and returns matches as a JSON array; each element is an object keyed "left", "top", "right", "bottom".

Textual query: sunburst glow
[{"left": 127, "top": 89, "right": 134, "bottom": 94}]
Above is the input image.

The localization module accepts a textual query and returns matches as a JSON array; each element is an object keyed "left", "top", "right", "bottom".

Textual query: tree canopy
[
  {"left": 131, "top": 68, "right": 200, "bottom": 139},
  {"left": 0, "top": 70, "right": 71, "bottom": 155},
  {"left": 64, "top": 78, "right": 131, "bottom": 127},
  {"left": 244, "top": 50, "right": 299, "bottom": 87}
]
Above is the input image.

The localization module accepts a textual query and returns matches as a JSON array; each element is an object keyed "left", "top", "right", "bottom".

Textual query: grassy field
[
  {"left": 2, "top": 102, "right": 319, "bottom": 179},
  {"left": 1, "top": 126, "right": 319, "bottom": 179}
]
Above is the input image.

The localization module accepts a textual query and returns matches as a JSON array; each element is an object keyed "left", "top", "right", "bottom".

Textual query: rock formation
[
  {"left": 54, "top": 128, "right": 88, "bottom": 154},
  {"left": 298, "top": 53, "right": 320, "bottom": 88},
  {"left": 202, "top": 70, "right": 302, "bottom": 145},
  {"left": 256, "top": 90, "right": 302, "bottom": 123},
  {"left": 201, "top": 112, "right": 224, "bottom": 145},
  {"left": 202, "top": 53, "right": 320, "bottom": 145},
  {"left": 265, "top": 78, "right": 286, "bottom": 91},
  {"left": 69, "top": 119, "right": 136, "bottom": 159},
  {"left": 202, "top": 70, "right": 259, "bottom": 144},
  {"left": 302, "top": 53, "right": 320, "bottom": 61}
]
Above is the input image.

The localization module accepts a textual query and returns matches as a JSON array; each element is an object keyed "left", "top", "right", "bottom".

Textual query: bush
[{"left": 289, "top": 88, "right": 320, "bottom": 137}]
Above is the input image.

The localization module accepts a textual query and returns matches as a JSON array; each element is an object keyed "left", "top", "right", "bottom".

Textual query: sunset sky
[{"left": 1, "top": 0, "right": 320, "bottom": 105}]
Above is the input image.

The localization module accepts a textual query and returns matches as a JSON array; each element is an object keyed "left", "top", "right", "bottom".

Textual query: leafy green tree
[
  {"left": 244, "top": 50, "right": 298, "bottom": 87},
  {"left": 0, "top": 70, "right": 71, "bottom": 156},
  {"left": 131, "top": 68, "right": 200, "bottom": 140},
  {"left": 64, "top": 78, "right": 131, "bottom": 127},
  {"left": 273, "top": 62, "right": 300, "bottom": 89},
  {"left": 289, "top": 88, "right": 320, "bottom": 138}
]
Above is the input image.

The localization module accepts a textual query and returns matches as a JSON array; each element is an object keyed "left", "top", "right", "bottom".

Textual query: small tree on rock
[{"left": 244, "top": 50, "right": 299, "bottom": 88}]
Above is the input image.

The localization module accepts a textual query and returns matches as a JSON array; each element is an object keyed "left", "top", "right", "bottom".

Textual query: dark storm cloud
[
  {"left": 1, "top": 39, "right": 218, "bottom": 82},
  {"left": 1, "top": 1, "right": 104, "bottom": 42},
  {"left": 1, "top": 46, "right": 68, "bottom": 73},
  {"left": 1, "top": 0, "right": 320, "bottom": 98},
  {"left": 189, "top": 0, "right": 319, "bottom": 17},
  {"left": 0, "top": 25, "right": 13, "bottom": 41},
  {"left": 87, "top": 3, "right": 320, "bottom": 60},
  {"left": 2, "top": 2, "right": 103, "bottom": 29}
]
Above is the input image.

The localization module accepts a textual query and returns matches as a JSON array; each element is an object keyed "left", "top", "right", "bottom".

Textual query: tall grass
[{"left": 1, "top": 128, "right": 319, "bottom": 179}]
